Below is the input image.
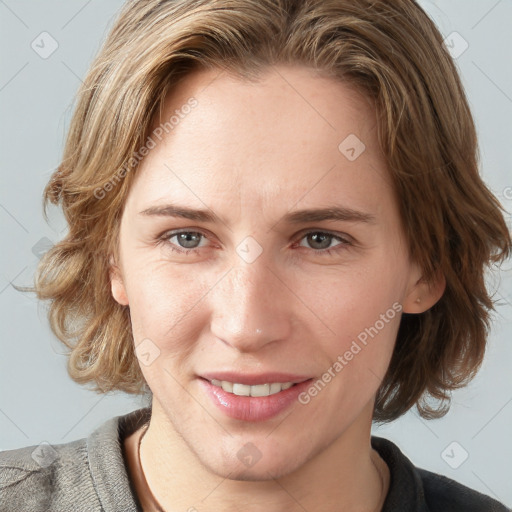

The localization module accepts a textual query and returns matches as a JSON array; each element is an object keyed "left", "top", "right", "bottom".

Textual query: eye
[
  {"left": 159, "top": 230, "right": 209, "bottom": 254},
  {"left": 158, "top": 229, "right": 353, "bottom": 257},
  {"left": 296, "top": 231, "right": 352, "bottom": 256}
]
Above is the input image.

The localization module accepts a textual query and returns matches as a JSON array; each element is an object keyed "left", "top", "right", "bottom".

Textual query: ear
[
  {"left": 402, "top": 266, "right": 446, "bottom": 314},
  {"left": 109, "top": 255, "right": 129, "bottom": 306}
]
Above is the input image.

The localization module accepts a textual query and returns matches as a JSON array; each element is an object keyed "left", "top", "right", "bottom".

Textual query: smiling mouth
[
  {"left": 207, "top": 378, "right": 299, "bottom": 397},
  {"left": 198, "top": 377, "right": 315, "bottom": 422}
]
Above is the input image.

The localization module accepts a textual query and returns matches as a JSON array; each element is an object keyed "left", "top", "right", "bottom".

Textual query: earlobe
[
  {"left": 403, "top": 269, "right": 446, "bottom": 314},
  {"left": 109, "top": 256, "right": 129, "bottom": 306}
]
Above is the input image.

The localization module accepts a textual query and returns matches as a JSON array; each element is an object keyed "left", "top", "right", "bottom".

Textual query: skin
[{"left": 110, "top": 65, "right": 445, "bottom": 512}]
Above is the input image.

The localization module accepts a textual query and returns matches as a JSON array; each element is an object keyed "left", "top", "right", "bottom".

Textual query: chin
[
  {"left": 204, "top": 452, "right": 302, "bottom": 482},
  {"left": 217, "top": 464, "right": 291, "bottom": 482}
]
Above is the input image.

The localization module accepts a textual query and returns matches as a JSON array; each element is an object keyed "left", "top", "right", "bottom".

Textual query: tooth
[
  {"left": 250, "top": 383, "right": 270, "bottom": 397},
  {"left": 233, "top": 383, "right": 251, "bottom": 396},
  {"left": 269, "top": 383, "right": 282, "bottom": 395},
  {"left": 211, "top": 380, "right": 297, "bottom": 396},
  {"left": 221, "top": 381, "right": 233, "bottom": 393}
]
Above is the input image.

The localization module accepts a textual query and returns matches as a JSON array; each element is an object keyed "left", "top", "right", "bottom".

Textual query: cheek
[
  {"left": 297, "top": 267, "right": 404, "bottom": 411},
  {"left": 293, "top": 253, "right": 406, "bottom": 374},
  {"left": 124, "top": 263, "right": 213, "bottom": 385},
  {"left": 298, "top": 254, "right": 405, "bottom": 330},
  {"left": 123, "top": 258, "right": 210, "bottom": 344}
]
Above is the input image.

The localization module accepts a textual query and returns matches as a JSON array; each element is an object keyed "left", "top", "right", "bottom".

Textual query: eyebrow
[{"left": 139, "top": 204, "right": 376, "bottom": 225}]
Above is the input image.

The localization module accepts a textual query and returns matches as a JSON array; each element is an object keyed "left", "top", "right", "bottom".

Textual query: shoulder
[
  {"left": 418, "top": 467, "right": 511, "bottom": 512},
  {"left": 371, "top": 436, "right": 510, "bottom": 512},
  {"left": 0, "top": 436, "right": 99, "bottom": 512},
  {"left": 0, "top": 407, "right": 150, "bottom": 512}
]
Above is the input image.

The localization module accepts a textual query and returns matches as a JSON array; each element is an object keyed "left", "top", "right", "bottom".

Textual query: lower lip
[{"left": 198, "top": 378, "right": 314, "bottom": 422}]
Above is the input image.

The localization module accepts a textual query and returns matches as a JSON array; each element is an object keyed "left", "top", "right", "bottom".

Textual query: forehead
[{"left": 127, "top": 66, "right": 393, "bottom": 222}]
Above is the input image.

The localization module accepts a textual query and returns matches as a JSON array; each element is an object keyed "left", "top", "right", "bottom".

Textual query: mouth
[
  {"left": 198, "top": 371, "right": 313, "bottom": 396},
  {"left": 197, "top": 376, "right": 315, "bottom": 422},
  {"left": 202, "top": 377, "right": 303, "bottom": 397}
]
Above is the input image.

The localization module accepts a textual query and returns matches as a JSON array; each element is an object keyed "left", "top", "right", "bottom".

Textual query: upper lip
[{"left": 199, "top": 372, "right": 313, "bottom": 386}]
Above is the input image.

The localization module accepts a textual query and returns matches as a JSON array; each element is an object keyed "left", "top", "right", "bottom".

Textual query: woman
[{"left": 1, "top": 0, "right": 510, "bottom": 511}]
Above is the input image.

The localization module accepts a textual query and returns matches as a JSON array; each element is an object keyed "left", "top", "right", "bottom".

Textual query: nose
[{"left": 209, "top": 257, "right": 293, "bottom": 353}]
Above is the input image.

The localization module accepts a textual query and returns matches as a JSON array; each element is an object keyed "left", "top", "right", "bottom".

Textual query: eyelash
[{"left": 157, "top": 229, "right": 353, "bottom": 257}]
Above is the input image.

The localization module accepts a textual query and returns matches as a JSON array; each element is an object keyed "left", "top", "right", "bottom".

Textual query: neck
[{"left": 138, "top": 398, "right": 388, "bottom": 512}]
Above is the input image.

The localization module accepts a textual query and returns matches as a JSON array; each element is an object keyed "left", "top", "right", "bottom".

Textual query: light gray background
[{"left": 1, "top": 0, "right": 511, "bottom": 506}]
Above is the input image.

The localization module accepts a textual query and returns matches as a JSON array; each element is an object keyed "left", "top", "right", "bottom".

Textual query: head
[{"left": 35, "top": 0, "right": 510, "bottom": 453}]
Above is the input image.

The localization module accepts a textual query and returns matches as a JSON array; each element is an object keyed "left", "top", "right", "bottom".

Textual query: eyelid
[{"left": 293, "top": 228, "right": 354, "bottom": 244}]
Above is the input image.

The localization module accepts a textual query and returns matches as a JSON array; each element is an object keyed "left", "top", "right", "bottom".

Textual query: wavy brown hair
[{"left": 24, "top": 0, "right": 511, "bottom": 422}]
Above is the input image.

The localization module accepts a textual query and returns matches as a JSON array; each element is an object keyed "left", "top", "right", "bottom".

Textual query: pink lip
[
  {"left": 199, "top": 371, "right": 312, "bottom": 386},
  {"left": 198, "top": 377, "right": 314, "bottom": 422}
]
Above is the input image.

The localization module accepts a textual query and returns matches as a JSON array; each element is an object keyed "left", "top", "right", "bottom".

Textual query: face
[{"left": 111, "top": 65, "right": 435, "bottom": 480}]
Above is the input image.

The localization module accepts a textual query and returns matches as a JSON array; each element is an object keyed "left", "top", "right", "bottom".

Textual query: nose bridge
[{"left": 210, "top": 256, "right": 292, "bottom": 351}]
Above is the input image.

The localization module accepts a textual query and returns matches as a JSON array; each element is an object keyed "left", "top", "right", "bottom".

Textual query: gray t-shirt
[{"left": 0, "top": 407, "right": 509, "bottom": 511}]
